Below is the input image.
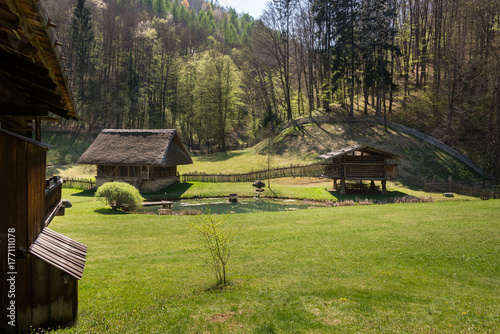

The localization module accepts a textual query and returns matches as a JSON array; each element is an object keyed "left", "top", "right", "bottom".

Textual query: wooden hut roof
[
  {"left": 77, "top": 129, "right": 193, "bottom": 167},
  {"left": 318, "top": 145, "right": 402, "bottom": 161},
  {"left": 0, "top": 0, "right": 77, "bottom": 120},
  {"left": 29, "top": 228, "right": 87, "bottom": 280}
]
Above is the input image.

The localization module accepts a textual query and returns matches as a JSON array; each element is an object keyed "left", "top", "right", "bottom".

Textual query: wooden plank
[
  {"left": 49, "top": 266, "right": 64, "bottom": 326},
  {"left": 63, "top": 276, "right": 76, "bottom": 327},
  {"left": 0, "top": 5, "right": 20, "bottom": 30},
  {"left": 0, "top": 103, "right": 49, "bottom": 116},
  {"left": 31, "top": 257, "right": 50, "bottom": 329},
  {"left": 16, "top": 256, "right": 32, "bottom": 334}
]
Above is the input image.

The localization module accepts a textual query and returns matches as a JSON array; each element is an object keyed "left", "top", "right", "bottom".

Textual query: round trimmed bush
[{"left": 95, "top": 182, "right": 144, "bottom": 211}]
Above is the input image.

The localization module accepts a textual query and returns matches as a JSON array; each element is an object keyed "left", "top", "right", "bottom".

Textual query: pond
[{"left": 140, "top": 198, "right": 325, "bottom": 215}]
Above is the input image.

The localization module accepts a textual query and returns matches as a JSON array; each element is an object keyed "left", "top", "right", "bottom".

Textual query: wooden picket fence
[
  {"left": 62, "top": 178, "right": 96, "bottom": 190},
  {"left": 180, "top": 163, "right": 325, "bottom": 183}
]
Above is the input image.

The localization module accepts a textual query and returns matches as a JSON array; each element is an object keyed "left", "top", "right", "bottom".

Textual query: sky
[{"left": 217, "top": 0, "right": 268, "bottom": 19}]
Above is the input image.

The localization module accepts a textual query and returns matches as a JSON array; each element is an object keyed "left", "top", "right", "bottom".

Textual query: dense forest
[{"left": 44, "top": 0, "right": 500, "bottom": 180}]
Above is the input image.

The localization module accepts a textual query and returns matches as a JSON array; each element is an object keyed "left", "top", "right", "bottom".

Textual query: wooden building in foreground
[
  {"left": 319, "top": 146, "right": 402, "bottom": 194},
  {"left": 0, "top": 0, "right": 85, "bottom": 332},
  {"left": 77, "top": 129, "right": 193, "bottom": 193}
]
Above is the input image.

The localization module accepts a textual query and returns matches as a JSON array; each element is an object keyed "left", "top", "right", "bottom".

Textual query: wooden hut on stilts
[{"left": 319, "top": 146, "right": 402, "bottom": 194}]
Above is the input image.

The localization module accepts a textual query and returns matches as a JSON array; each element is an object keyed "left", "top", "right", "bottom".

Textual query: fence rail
[
  {"left": 63, "top": 178, "right": 96, "bottom": 190},
  {"left": 423, "top": 180, "right": 499, "bottom": 199},
  {"left": 180, "top": 163, "right": 325, "bottom": 183}
]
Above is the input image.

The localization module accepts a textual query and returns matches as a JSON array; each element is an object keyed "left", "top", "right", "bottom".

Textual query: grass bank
[
  {"left": 143, "top": 178, "right": 478, "bottom": 203},
  {"left": 50, "top": 189, "right": 499, "bottom": 333}
]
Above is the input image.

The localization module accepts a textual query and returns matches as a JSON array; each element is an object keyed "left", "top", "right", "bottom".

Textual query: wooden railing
[
  {"left": 45, "top": 176, "right": 63, "bottom": 223},
  {"left": 180, "top": 163, "right": 325, "bottom": 183},
  {"left": 63, "top": 178, "right": 96, "bottom": 190}
]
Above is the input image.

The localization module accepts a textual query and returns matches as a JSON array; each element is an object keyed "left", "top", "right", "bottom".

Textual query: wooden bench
[{"left": 142, "top": 201, "right": 172, "bottom": 209}]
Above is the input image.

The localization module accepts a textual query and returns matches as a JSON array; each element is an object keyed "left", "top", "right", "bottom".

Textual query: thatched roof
[
  {"left": 319, "top": 145, "right": 402, "bottom": 161},
  {"left": 77, "top": 129, "right": 193, "bottom": 166}
]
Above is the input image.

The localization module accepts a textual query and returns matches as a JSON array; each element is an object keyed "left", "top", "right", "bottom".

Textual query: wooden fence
[
  {"left": 423, "top": 179, "right": 499, "bottom": 199},
  {"left": 63, "top": 178, "right": 96, "bottom": 190},
  {"left": 180, "top": 163, "right": 325, "bottom": 183}
]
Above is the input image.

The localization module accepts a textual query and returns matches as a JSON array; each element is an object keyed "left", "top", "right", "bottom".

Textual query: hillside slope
[{"left": 179, "top": 121, "right": 480, "bottom": 182}]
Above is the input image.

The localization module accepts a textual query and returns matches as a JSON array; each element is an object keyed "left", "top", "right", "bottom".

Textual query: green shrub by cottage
[{"left": 95, "top": 182, "right": 144, "bottom": 211}]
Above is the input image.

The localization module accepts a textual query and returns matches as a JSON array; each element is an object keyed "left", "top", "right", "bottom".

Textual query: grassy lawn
[
  {"left": 144, "top": 178, "right": 479, "bottom": 203},
  {"left": 50, "top": 188, "right": 499, "bottom": 333}
]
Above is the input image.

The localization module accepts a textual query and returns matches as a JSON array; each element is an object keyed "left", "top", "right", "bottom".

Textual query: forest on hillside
[{"left": 44, "top": 0, "right": 500, "bottom": 180}]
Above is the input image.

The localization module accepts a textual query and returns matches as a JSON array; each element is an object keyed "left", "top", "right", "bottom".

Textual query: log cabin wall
[
  {"left": 325, "top": 154, "right": 396, "bottom": 180},
  {"left": 1, "top": 131, "right": 79, "bottom": 333},
  {"left": 97, "top": 165, "right": 177, "bottom": 179},
  {"left": 152, "top": 166, "right": 177, "bottom": 178}
]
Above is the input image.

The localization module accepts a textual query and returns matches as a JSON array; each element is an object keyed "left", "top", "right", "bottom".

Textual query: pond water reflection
[{"left": 140, "top": 198, "right": 324, "bottom": 215}]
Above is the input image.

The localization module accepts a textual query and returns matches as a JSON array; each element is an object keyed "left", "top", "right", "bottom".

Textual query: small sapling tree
[
  {"left": 191, "top": 211, "right": 239, "bottom": 287},
  {"left": 95, "top": 182, "right": 144, "bottom": 211}
]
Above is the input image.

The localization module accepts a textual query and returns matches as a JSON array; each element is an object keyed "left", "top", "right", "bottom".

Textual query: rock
[{"left": 444, "top": 192, "right": 454, "bottom": 197}]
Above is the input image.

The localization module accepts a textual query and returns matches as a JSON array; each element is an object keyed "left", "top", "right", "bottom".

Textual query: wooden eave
[
  {"left": 319, "top": 146, "right": 403, "bottom": 161},
  {"left": 29, "top": 228, "right": 87, "bottom": 280},
  {"left": 0, "top": 0, "right": 78, "bottom": 121}
]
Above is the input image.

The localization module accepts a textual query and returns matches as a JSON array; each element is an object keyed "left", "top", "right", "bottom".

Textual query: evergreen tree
[
  {"left": 71, "top": 0, "right": 95, "bottom": 117},
  {"left": 358, "top": 0, "right": 397, "bottom": 117}
]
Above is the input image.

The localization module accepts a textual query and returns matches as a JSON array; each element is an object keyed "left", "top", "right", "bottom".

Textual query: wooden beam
[
  {"left": 0, "top": 6, "right": 20, "bottom": 30},
  {"left": 0, "top": 60, "right": 58, "bottom": 91},
  {"left": 13, "top": 116, "right": 59, "bottom": 122},
  {"left": 20, "top": 84, "right": 64, "bottom": 108},
  {"left": 0, "top": 103, "right": 49, "bottom": 116},
  {"left": 35, "top": 115, "right": 41, "bottom": 141},
  {"left": 0, "top": 49, "right": 48, "bottom": 77},
  {"left": 0, "top": 31, "right": 37, "bottom": 58}
]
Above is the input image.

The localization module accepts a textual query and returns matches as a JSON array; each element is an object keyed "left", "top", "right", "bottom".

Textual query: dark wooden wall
[
  {"left": 152, "top": 166, "right": 177, "bottom": 178},
  {"left": 325, "top": 154, "right": 397, "bottom": 180},
  {"left": 1, "top": 131, "right": 78, "bottom": 333},
  {"left": 97, "top": 164, "right": 177, "bottom": 179}
]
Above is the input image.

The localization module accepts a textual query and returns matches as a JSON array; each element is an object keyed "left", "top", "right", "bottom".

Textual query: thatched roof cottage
[{"left": 77, "top": 129, "right": 193, "bottom": 193}]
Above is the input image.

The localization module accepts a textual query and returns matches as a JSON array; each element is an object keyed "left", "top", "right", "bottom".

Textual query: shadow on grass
[
  {"left": 329, "top": 189, "right": 409, "bottom": 202},
  {"left": 94, "top": 208, "right": 128, "bottom": 215},
  {"left": 70, "top": 189, "right": 96, "bottom": 197},
  {"left": 143, "top": 182, "right": 193, "bottom": 200}
]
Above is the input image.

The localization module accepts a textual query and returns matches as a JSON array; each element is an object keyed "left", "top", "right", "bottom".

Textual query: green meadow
[{"left": 49, "top": 187, "right": 500, "bottom": 333}]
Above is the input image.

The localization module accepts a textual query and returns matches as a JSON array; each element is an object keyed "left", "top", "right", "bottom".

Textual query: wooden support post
[
  {"left": 381, "top": 180, "right": 387, "bottom": 194},
  {"left": 370, "top": 180, "right": 376, "bottom": 191},
  {"left": 333, "top": 178, "right": 338, "bottom": 189},
  {"left": 35, "top": 116, "right": 41, "bottom": 142},
  {"left": 340, "top": 177, "right": 346, "bottom": 195},
  {"left": 449, "top": 176, "right": 453, "bottom": 192}
]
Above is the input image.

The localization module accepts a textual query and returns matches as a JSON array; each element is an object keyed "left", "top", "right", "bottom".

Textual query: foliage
[
  {"left": 190, "top": 211, "right": 239, "bottom": 287},
  {"left": 193, "top": 43, "right": 243, "bottom": 150},
  {"left": 95, "top": 182, "right": 144, "bottom": 211},
  {"left": 43, "top": 0, "right": 500, "bottom": 178}
]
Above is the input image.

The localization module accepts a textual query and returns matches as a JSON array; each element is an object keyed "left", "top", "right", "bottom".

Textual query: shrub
[
  {"left": 191, "top": 211, "right": 239, "bottom": 287},
  {"left": 95, "top": 182, "right": 144, "bottom": 211}
]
